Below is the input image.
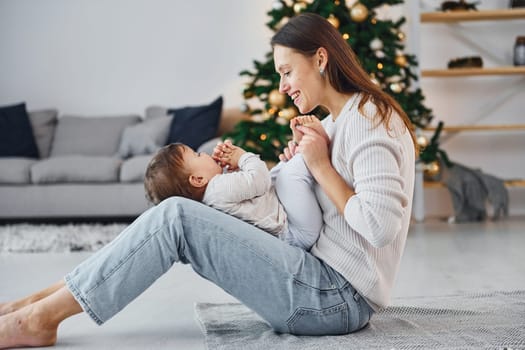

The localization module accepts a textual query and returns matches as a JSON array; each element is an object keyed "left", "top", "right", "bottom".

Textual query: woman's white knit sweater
[{"left": 310, "top": 94, "right": 415, "bottom": 311}]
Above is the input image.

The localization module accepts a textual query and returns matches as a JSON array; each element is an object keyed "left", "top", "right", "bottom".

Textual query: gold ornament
[
  {"left": 416, "top": 135, "right": 429, "bottom": 148},
  {"left": 268, "top": 89, "right": 287, "bottom": 108},
  {"left": 293, "top": 1, "right": 307, "bottom": 13},
  {"left": 243, "top": 90, "right": 254, "bottom": 99},
  {"left": 327, "top": 14, "right": 340, "bottom": 28},
  {"left": 423, "top": 161, "right": 441, "bottom": 180},
  {"left": 350, "top": 3, "right": 368, "bottom": 22},
  {"left": 279, "top": 106, "right": 299, "bottom": 120},
  {"left": 395, "top": 55, "right": 407, "bottom": 67}
]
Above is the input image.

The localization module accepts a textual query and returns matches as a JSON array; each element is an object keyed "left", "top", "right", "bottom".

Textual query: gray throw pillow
[
  {"left": 28, "top": 109, "right": 58, "bottom": 158},
  {"left": 31, "top": 156, "right": 121, "bottom": 184},
  {"left": 118, "top": 116, "right": 173, "bottom": 158},
  {"left": 50, "top": 115, "right": 140, "bottom": 157}
]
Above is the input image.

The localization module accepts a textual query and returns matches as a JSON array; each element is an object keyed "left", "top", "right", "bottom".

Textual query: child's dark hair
[{"left": 144, "top": 143, "right": 204, "bottom": 205}]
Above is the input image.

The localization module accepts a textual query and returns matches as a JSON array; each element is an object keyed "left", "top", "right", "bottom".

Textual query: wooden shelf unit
[
  {"left": 410, "top": 4, "right": 525, "bottom": 221},
  {"left": 422, "top": 66, "right": 525, "bottom": 77},
  {"left": 424, "top": 179, "right": 525, "bottom": 188},
  {"left": 424, "top": 124, "right": 525, "bottom": 132},
  {"left": 421, "top": 8, "right": 525, "bottom": 22}
]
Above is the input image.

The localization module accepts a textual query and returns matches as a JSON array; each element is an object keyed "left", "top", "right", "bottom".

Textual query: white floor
[{"left": 1, "top": 217, "right": 525, "bottom": 349}]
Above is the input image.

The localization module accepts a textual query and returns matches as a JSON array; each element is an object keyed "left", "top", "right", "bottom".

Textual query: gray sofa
[{"left": 0, "top": 105, "right": 248, "bottom": 221}]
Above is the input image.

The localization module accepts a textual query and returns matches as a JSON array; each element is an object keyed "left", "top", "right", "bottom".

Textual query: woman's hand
[
  {"left": 297, "top": 125, "right": 355, "bottom": 215},
  {"left": 295, "top": 125, "right": 331, "bottom": 174}
]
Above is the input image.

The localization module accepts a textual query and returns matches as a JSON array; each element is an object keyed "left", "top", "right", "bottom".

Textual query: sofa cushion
[
  {"left": 145, "top": 106, "right": 169, "bottom": 120},
  {"left": 117, "top": 116, "right": 173, "bottom": 158},
  {"left": 120, "top": 155, "right": 153, "bottom": 183},
  {"left": 28, "top": 109, "right": 58, "bottom": 158},
  {"left": 0, "top": 158, "right": 37, "bottom": 184},
  {"left": 0, "top": 102, "right": 39, "bottom": 158},
  {"left": 50, "top": 114, "right": 141, "bottom": 157},
  {"left": 166, "top": 96, "right": 223, "bottom": 150},
  {"left": 31, "top": 156, "right": 121, "bottom": 184}
]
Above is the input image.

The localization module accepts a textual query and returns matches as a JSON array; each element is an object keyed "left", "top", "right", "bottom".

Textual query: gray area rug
[
  {"left": 0, "top": 223, "right": 127, "bottom": 253},
  {"left": 195, "top": 290, "right": 525, "bottom": 350}
]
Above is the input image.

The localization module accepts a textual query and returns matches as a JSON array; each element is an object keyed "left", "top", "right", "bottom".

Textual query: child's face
[{"left": 183, "top": 146, "right": 223, "bottom": 182}]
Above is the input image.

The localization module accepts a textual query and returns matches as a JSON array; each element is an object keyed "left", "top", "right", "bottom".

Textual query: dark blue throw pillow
[
  {"left": 0, "top": 102, "right": 39, "bottom": 158},
  {"left": 166, "top": 96, "right": 223, "bottom": 150}
]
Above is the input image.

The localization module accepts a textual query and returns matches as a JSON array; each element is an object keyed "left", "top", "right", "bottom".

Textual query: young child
[{"left": 144, "top": 115, "right": 328, "bottom": 250}]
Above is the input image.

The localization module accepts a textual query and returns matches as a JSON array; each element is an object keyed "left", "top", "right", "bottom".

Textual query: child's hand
[{"left": 212, "top": 140, "right": 245, "bottom": 171}]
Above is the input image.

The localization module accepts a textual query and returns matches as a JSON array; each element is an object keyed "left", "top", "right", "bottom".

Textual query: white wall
[
  {"left": 1, "top": 0, "right": 523, "bottom": 217},
  {"left": 0, "top": 0, "right": 272, "bottom": 114}
]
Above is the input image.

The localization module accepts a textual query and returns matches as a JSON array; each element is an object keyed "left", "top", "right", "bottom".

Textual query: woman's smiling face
[{"left": 274, "top": 45, "right": 322, "bottom": 114}]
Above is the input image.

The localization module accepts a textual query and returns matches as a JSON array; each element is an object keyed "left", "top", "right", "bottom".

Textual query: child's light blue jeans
[{"left": 65, "top": 197, "right": 373, "bottom": 335}]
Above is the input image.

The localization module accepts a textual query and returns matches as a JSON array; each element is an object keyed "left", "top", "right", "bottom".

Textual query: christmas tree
[{"left": 226, "top": 0, "right": 436, "bottom": 164}]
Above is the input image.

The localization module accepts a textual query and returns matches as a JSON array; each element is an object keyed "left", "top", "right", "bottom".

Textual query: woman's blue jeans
[{"left": 65, "top": 197, "right": 373, "bottom": 335}]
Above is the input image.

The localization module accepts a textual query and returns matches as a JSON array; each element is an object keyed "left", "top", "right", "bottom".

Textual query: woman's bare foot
[
  {"left": 0, "top": 281, "right": 64, "bottom": 316},
  {"left": 0, "top": 304, "right": 58, "bottom": 349},
  {"left": 0, "top": 285, "right": 82, "bottom": 349},
  {"left": 291, "top": 115, "right": 329, "bottom": 145}
]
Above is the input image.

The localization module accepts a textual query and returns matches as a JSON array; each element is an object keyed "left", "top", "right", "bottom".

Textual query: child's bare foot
[
  {"left": 291, "top": 115, "right": 329, "bottom": 145},
  {"left": 0, "top": 304, "right": 58, "bottom": 349}
]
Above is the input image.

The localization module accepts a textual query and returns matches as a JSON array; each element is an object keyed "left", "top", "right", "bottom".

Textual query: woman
[{"left": 0, "top": 13, "right": 415, "bottom": 348}]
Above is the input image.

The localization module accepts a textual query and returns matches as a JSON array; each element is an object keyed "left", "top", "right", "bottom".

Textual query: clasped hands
[{"left": 212, "top": 139, "right": 245, "bottom": 171}]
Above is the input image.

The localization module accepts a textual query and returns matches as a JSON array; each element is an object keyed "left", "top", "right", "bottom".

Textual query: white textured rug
[
  {"left": 195, "top": 290, "right": 525, "bottom": 350},
  {"left": 0, "top": 223, "right": 127, "bottom": 253}
]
